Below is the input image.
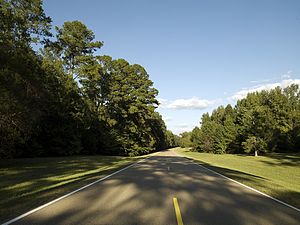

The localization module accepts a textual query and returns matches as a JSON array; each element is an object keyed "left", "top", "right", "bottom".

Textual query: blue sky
[{"left": 43, "top": 0, "right": 300, "bottom": 134}]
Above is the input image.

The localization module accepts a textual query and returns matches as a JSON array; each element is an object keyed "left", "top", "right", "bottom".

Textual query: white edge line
[
  {"left": 2, "top": 154, "right": 157, "bottom": 225},
  {"left": 190, "top": 159, "right": 300, "bottom": 213}
]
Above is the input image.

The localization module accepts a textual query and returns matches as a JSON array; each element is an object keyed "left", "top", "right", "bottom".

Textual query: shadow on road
[{"left": 12, "top": 152, "right": 300, "bottom": 225}]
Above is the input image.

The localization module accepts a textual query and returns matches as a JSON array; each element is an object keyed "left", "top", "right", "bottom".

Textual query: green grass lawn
[
  {"left": 0, "top": 154, "right": 145, "bottom": 223},
  {"left": 175, "top": 147, "right": 300, "bottom": 209}
]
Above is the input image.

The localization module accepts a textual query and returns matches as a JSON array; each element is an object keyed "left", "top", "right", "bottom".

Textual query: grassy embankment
[
  {"left": 0, "top": 154, "right": 146, "bottom": 223},
  {"left": 175, "top": 147, "right": 300, "bottom": 209}
]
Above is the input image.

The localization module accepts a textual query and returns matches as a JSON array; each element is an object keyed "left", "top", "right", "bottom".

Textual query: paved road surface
[{"left": 10, "top": 150, "right": 300, "bottom": 225}]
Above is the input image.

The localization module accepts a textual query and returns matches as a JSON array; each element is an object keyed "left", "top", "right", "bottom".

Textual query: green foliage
[
  {"left": 48, "top": 20, "right": 103, "bottom": 79},
  {"left": 189, "top": 106, "right": 237, "bottom": 154},
  {"left": 0, "top": 0, "right": 52, "bottom": 46},
  {"left": 0, "top": 0, "right": 52, "bottom": 158},
  {"left": 179, "top": 132, "right": 193, "bottom": 148},
  {"left": 242, "top": 136, "right": 267, "bottom": 155},
  {"left": 191, "top": 86, "right": 300, "bottom": 154},
  {"left": 0, "top": 1, "right": 175, "bottom": 158}
]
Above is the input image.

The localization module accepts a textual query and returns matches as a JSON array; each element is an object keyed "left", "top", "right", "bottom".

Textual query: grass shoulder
[
  {"left": 174, "top": 147, "right": 300, "bottom": 209},
  {"left": 0, "top": 153, "right": 149, "bottom": 223}
]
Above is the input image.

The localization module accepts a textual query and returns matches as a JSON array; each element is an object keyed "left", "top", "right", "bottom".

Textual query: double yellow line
[{"left": 173, "top": 197, "right": 184, "bottom": 225}]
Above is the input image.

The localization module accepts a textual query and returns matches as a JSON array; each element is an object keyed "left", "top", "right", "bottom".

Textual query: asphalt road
[{"left": 10, "top": 150, "right": 300, "bottom": 225}]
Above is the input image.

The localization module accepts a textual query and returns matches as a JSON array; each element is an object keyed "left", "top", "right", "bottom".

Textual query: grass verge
[
  {"left": 175, "top": 147, "right": 300, "bottom": 209},
  {"left": 0, "top": 154, "right": 146, "bottom": 223}
]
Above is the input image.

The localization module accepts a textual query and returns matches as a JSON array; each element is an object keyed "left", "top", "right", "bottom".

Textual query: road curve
[{"left": 10, "top": 150, "right": 300, "bottom": 225}]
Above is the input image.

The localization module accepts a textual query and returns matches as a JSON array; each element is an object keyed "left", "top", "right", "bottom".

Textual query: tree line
[
  {"left": 181, "top": 85, "right": 300, "bottom": 155},
  {"left": 0, "top": 0, "right": 178, "bottom": 158}
]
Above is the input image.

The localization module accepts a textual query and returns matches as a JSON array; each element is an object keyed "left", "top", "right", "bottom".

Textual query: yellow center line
[{"left": 173, "top": 197, "right": 184, "bottom": 225}]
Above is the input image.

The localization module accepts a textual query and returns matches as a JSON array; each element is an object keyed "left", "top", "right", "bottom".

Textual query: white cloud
[
  {"left": 230, "top": 79, "right": 300, "bottom": 101},
  {"left": 282, "top": 70, "right": 292, "bottom": 79},
  {"left": 159, "top": 97, "right": 214, "bottom": 110},
  {"left": 250, "top": 79, "right": 271, "bottom": 84},
  {"left": 176, "top": 123, "right": 190, "bottom": 128},
  {"left": 282, "top": 74, "right": 291, "bottom": 79},
  {"left": 163, "top": 116, "right": 172, "bottom": 122},
  {"left": 174, "top": 125, "right": 195, "bottom": 135},
  {"left": 157, "top": 98, "right": 169, "bottom": 107}
]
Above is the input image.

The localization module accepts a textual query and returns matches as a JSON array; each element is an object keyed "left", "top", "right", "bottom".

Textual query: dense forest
[
  {"left": 183, "top": 85, "right": 300, "bottom": 155},
  {"left": 0, "top": 0, "right": 178, "bottom": 158}
]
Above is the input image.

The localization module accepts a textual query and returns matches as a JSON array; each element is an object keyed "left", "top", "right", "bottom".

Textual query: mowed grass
[
  {"left": 175, "top": 148, "right": 300, "bottom": 209},
  {"left": 0, "top": 154, "right": 145, "bottom": 223}
]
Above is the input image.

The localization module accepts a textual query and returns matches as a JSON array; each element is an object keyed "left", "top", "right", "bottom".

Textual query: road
[{"left": 9, "top": 150, "right": 300, "bottom": 225}]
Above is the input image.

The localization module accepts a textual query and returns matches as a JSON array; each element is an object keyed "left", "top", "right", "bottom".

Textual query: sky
[{"left": 43, "top": 0, "right": 300, "bottom": 134}]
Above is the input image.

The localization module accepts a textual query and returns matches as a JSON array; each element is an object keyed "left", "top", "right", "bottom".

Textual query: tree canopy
[
  {"left": 0, "top": 0, "right": 177, "bottom": 158},
  {"left": 188, "top": 85, "right": 300, "bottom": 155}
]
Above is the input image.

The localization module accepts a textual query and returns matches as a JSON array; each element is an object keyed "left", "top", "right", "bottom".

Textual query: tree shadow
[
  {"left": 188, "top": 158, "right": 266, "bottom": 180},
  {"left": 0, "top": 155, "right": 138, "bottom": 222},
  {"left": 5, "top": 154, "right": 300, "bottom": 225},
  {"left": 184, "top": 157, "right": 300, "bottom": 209},
  {"left": 260, "top": 153, "right": 300, "bottom": 167}
]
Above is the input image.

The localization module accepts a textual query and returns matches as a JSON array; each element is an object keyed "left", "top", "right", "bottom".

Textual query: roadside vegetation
[
  {"left": 1, "top": 0, "right": 299, "bottom": 220},
  {"left": 179, "top": 84, "right": 300, "bottom": 155},
  {"left": 175, "top": 148, "right": 300, "bottom": 209},
  {"left": 0, "top": 154, "right": 147, "bottom": 223},
  {"left": 0, "top": 0, "right": 178, "bottom": 159}
]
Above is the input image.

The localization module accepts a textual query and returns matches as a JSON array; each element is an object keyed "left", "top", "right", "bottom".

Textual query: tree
[
  {"left": 190, "top": 105, "right": 238, "bottom": 154},
  {"left": 36, "top": 50, "right": 86, "bottom": 156},
  {"left": 42, "top": 21, "right": 105, "bottom": 155},
  {"left": 179, "top": 132, "right": 193, "bottom": 148},
  {"left": 0, "top": 2, "right": 184, "bottom": 158},
  {"left": 48, "top": 21, "right": 102, "bottom": 79},
  {"left": 191, "top": 84, "right": 300, "bottom": 155},
  {"left": 242, "top": 136, "right": 267, "bottom": 156},
  {"left": 102, "top": 59, "right": 159, "bottom": 155},
  {"left": 147, "top": 112, "right": 171, "bottom": 150},
  {"left": 0, "top": 0, "right": 52, "bottom": 158},
  {"left": 0, "top": 0, "right": 51, "bottom": 47}
]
